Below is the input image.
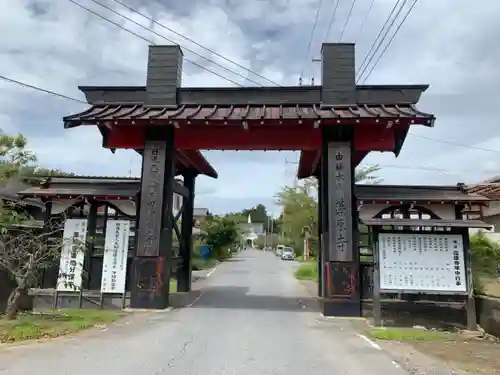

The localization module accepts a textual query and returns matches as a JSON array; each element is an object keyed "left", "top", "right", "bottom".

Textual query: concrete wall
[
  {"left": 476, "top": 296, "right": 500, "bottom": 337},
  {"left": 482, "top": 214, "right": 500, "bottom": 233}
]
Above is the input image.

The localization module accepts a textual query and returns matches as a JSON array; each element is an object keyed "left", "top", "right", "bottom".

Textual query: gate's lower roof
[{"left": 63, "top": 103, "right": 434, "bottom": 127}]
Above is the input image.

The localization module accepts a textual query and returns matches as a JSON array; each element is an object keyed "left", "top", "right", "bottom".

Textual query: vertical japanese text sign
[
  {"left": 57, "top": 219, "right": 88, "bottom": 292},
  {"left": 327, "top": 142, "right": 353, "bottom": 262},
  {"left": 136, "top": 141, "right": 167, "bottom": 256},
  {"left": 101, "top": 220, "right": 131, "bottom": 294}
]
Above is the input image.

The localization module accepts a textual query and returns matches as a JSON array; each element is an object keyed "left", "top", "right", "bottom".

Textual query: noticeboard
[{"left": 378, "top": 233, "right": 466, "bottom": 293}]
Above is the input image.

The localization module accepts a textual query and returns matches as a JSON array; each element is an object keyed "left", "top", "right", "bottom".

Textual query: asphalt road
[{"left": 0, "top": 249, "right": 407, "bottom": 375}]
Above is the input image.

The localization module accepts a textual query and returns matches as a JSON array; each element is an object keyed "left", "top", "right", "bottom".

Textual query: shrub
[
  {"left": 469, "top": 232, "right": 500, "bottom": 294},
  {"left": 294, "top": 262, "right": 318, "bottom": 281}
]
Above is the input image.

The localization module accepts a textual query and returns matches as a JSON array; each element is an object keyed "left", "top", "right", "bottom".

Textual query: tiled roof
[
  {"left": 361, "top": 218, "right": 492, "bottom": 229},
  {"left": 467, "top": 183, "right": 500, "bottom": 199},
  {"left": 356, "top": 184, "right": 489, "bottom": 203},
  {"left": 18, "top": 185, "right": 138, "bottom": 199},
  {"left": 63, "top": 103, "right": 435, "bottom": 127}
]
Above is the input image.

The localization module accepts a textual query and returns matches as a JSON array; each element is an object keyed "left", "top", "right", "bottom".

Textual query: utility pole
[
  {"left": 269, "top": 217, "right": 273, "bottom": 249},
  {"left": 285, "top": 157, "right": 299, "bottom": 187}
]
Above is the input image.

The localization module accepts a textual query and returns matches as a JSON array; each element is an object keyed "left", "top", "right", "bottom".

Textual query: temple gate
[{"left": 63, "top": 42, "right": 435, "bottom": 316}]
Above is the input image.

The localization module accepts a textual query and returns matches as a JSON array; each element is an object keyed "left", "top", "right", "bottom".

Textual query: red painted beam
[
  {"left": 297, "top": 150, "right": 370, "bottom": 179},
  {"left": 105, "top": 124, "right": 396, "bottom": 152},
  {"left": 179, "top": 149, "right": 218, "bottom": 178}
]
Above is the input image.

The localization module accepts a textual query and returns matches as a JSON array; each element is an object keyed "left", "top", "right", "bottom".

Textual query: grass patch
[
  {"left": 294, "top": 261, "right": 318, "bottom": 281},
  {"left": 192, "top": 257, "right": 217, "bottom": 271},
  {"left": 367, "top": 327, "right": 454, "bottom": 341},
  {"left": 170, "top": 278, "right": 178, "bottom": 292},
  {"left": 0, "top": 309, "right": 124, "bottom": 343}
]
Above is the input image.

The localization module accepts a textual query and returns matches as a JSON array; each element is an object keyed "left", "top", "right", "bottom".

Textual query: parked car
[
  {"left": 276, "top": 244, "right": 284, "bottom": 257},
  {"left": 281, "top": 247, "right": 295, "bottom": 260}
]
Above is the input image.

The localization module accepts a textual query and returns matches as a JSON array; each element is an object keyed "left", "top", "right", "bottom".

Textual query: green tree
[
  {"left": 243, "top": 204, "right": 268, "bottom": 224},
  {"left": 0, "top": 134, "right": 74, "bottom": 184},
  {"left": 275, "top": 164, "right": 382, "bottom": 256},
  {"left": 226, "top": 204, "right": 273, "bottom": 231},
  {"left": 276, "top": 186, "right": 318, "bottom": 257},
  {"left": 355, "top": 164, "right": 382, "bottom": 184},
  {"left": 469, "top": 232, "right": 500, "bottom": 294},
  {"left": 0, "top": 134, "right": 76, "bottom": 319},
  {"left": 0, "top": 134, "right": 37, "bottom": 182},
  {"left": 200, "top": 215, "right": 239, "bottom": 259}
]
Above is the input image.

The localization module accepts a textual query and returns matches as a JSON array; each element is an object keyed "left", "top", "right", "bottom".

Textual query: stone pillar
[
  {"left": 130, "top": 126, "right": 176, "bottom": 309},
  {"left": 178, "top": 172, "right": 196, "bottom": 293},
  {"left": 320, "top": 126, "right": 360, "bottom": 317}
]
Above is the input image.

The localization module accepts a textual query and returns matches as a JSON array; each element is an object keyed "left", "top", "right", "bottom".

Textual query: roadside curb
[{"left": 123, "top": 307, "right": 174, "bottom": 313}]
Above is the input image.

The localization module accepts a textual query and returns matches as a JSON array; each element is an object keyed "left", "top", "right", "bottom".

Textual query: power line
[
  {"left": 409, "top": 133, "right": 500, "bottom": 154},
  {"left": 357, "top": 0, "right": 409, "bottom": 83},
  {"left": 66, "top": 0, "right": 243, "bottom": 87},
  {"left": 323, "top": 0, "right": 341, "bottom": 41},
  {"left": 338, "top": 0, "right": 358, "bottom": 42},
  {"left": 110, "top": 0, "right": 281, "bottom": 87},
  {"left": 79, "top": 0, "right": 257, "bottom": 87},
  {"left": 356, "top": 0, "right": 404, "bottom": 82},
  {"left": 354, "top": 0, "right": 375, "bottom": 42},
  {"left": 4, "top": 72, "right": 500, "bottom": 160},
  {"left": 0, "top": 75, "right": 86, "bottom": 104},
  {"left": 284, "top": 158, "right": 470, "bottom": 174},
  {"left": 300, "top": 0, "right": 325, "bottom": 79},
  {"left": 360, "top": 0, "right": 419, "bottom": 84}
]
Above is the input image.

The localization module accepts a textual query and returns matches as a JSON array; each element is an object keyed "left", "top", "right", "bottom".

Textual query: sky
[{"left": 1, "top": 0, "right": 499, "bottom": 215}]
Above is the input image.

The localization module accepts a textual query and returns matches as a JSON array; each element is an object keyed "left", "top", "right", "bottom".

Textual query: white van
[{"left": 276, "top": 244, "right": 285, "bottom": 257}]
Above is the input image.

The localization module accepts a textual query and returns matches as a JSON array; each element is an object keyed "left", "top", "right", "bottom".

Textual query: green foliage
[
  {"left": 226, "top": 204, "right": 273, "bottom": 231},
  {"left": 200, "top": 216, "right": 239, "bottom": 260},
  {"left": 0, "top": 134, "right": 37, "bottom": 182},
  {"left": 275, "top": 165, "right": 381, "bottom": 260},
  {"left": 469, "top": 232, "right": 500, "bottom": 294},
  {"left": 355, "top": 164, "right": 382, "bottom": 184},
  {"left": 254, "top": 233, "right": 280, "bottom": 249},
  {"left": 294, "top": 262, "right": 318, "bottom": 281},
  {"left": 0, "top": 134, "right": 73, "bottom": 184},
  {"left": 275, "top": 185, "right": 318, "bottom": 257}
]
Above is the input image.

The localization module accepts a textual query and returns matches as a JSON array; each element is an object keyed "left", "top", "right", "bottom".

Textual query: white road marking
[
  {"left": 206, "top": 266, "right": 217, "bottom": 277},
  {"left": 356, "top": 333, "right": 382, "bottom": 350},
  {"left": 186, "top": 291, "right": 204, "bottom": 308},
  {"left": 391, "top": 360, "right": 400, "bottom": 368},
  {"left": 186, "top": 264, "right": 218, "bottom": 307}
]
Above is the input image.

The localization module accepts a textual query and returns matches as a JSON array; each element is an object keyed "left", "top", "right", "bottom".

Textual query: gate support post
[
  {"left": 178, "top": 172, "right": 196, "bottom": 293},
  {"left": 316, "top": 173, "right": 323, "bottom": 297},
  {"left": 320, "top": 126, "right": 361, "bottom": 317},
  {"left": 130, "top": 126, "right": 176, "bottom": 310}
]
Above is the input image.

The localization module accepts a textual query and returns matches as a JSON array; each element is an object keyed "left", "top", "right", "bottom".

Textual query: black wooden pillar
[
  {"left": 455, "top": 204, "right": 477, "bottom": 330},
  {"left": 178, "top": 172, "right": 196, "bottom": 292},
  {"left": 320, "top": 126, "right": 361, "bottom": 317},
  {"left": 316, "top": 174, "right": 323, "bottom": 297},
  {"left": 84, "top": 201, "right": 98, "bottom": 290},
  {"left": 130, "top": 126, "right": 176, "bottom": 309}
]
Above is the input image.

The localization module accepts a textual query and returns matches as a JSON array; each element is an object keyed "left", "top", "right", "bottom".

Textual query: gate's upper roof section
[
  {"left": 62, "top": 43, "right": 436, "bottom": 178},
  {"left": 64, "top": 43, "right": 434, "bottom": 127},
  {"left": 76, "top": 84, "right": 430, "bottom": 107}
]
